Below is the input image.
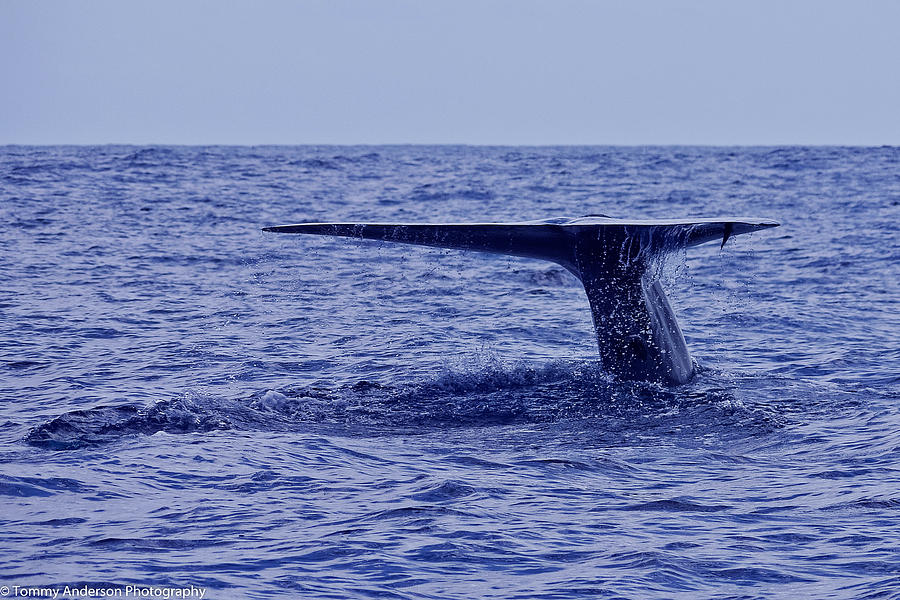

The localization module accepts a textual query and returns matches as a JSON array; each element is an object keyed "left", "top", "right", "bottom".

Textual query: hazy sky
[{"left": 2, "top": 0, "right": 898, "bottom": 145}]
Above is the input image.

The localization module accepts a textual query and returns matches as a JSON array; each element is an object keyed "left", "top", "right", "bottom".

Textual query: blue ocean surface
[{"left": 1, "top": 145, "right": 899, "bottom": 599}]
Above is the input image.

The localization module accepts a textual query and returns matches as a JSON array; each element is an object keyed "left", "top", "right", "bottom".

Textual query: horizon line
[{"left": 2, "top": 142, "right": 898, "bottom": 148}]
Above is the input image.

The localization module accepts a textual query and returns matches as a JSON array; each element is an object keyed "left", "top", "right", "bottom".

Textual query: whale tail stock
[{"left": 263, "top": 216, "right": 779, "bottom": 386}]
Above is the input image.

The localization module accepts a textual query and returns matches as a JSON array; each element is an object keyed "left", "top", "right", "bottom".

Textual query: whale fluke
[{"left": 264, "top": 216, "right": 779, "bottom": 386}]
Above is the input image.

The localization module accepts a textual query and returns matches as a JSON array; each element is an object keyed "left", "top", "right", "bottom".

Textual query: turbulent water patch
[{"left": 26, "top": 360, "right": 783, "bottom": 451}]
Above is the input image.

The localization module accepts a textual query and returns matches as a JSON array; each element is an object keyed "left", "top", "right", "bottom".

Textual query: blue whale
[{"left": 264, "top": 216, "right": 779, "bottom": 386}]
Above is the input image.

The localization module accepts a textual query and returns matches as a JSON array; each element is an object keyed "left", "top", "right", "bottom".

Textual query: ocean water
[{"left": 1, "top": 145, "right": 898, "bottom": 599}]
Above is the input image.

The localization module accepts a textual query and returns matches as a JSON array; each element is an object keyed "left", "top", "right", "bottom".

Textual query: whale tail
[{"left": 264, "top": 216, "right": 779, "bottom": 386}]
